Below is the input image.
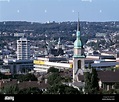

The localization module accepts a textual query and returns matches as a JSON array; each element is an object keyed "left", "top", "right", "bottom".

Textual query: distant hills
[{"left": 0, "top": 21, "right": 119, "bottom": 43}]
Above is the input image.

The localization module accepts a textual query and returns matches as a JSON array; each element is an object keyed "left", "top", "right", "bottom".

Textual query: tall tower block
[
  {"left": 17, "top": 37, "right": 30, "bottom": 60},
  {"left": 73, "top": 17, "right": 85, "bottom": 82}
]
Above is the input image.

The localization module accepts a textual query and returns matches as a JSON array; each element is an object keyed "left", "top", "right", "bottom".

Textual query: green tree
[
  {"left": 24, "top": 73, "right": 37, "bottom": 81},
  {"left": 114, "top": 83, "right": 119, "bottom": 89},
  {"left": 47, "top": 67, "right": 59, "bottom": 73},
  {"left": 84, "top": 64, "right": 99, "bottom": 94},
  {"left": 0, "top": 72, "right": 4, "bottom": 79},
  {"left": 91, "top": 68, "right": 99, "bottom": 92},
  {"left": 62, "top": 76, "right": 72, "bottom": 82},
  {"left": 47, "top": 73, "right": 62, "bottom": 86},
  {"left": 84, "top": 72, "right": 92, "bottom": 94},
  {"left": 17, "top": 73, "right": 37, "bottom": 82},
  {"left": 44, "top": 84, "right": 81, "bottom": 94},
  {"left": 1, "top": 85, "right": 19, "bottom": 94},
  {"left": 18, "top": 87, "right": 43, "bottom": 94},
  {"left": 101, "top": 89, "right": 116, "bottom": 94}
]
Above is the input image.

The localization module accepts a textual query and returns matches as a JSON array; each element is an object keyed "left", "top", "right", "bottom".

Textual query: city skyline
[{"left": 0, "top": 0, "right": 119, "bottom": 23}]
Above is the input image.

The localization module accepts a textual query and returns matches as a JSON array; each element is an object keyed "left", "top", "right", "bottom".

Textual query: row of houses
[{"left": 0, "top": 55, "right": 119, "bottom": 92}]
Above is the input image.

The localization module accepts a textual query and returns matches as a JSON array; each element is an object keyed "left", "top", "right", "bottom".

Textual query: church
[
  {"left": 72, "top": 17, "right": 91, "bottom": 90},
  {"left": 73, "top": 17, "right": 86, "bottom": 82}
]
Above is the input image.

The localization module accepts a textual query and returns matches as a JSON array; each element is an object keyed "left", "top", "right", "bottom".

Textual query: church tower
[
  {"left": 57, "top": 37, "right": 62, "bottom": 49},
  {"left": 73, "top": 17, "right": 85, "bottom": 82}
]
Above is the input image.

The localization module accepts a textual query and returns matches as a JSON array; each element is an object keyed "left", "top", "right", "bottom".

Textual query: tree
[
  {"left": 47, "top": 73, "right": 62, "bottom": 86},
  {"left": 18, "top": 87, "right": 43, "bottom": 94},
  {"left": 17, "top": 73, "right": 37, "bottom": 82},
  {"left": 84, "top": 72, "right": 92, "bottom": 94},
  {"left": 0, "top": 72, "right": 4, "bottom": 79},
  {"left": 47, "top": 67, "right": 59, "bottom": 73},
  {"left": 1, "top": 85, "right": 19, "bottom": 94},
  {"left": 44, "top": 84, "right": 81, "bottom": 94},
  {"left": 62, "top": 76, "right": 72, "bottom": 82},
  {"left": 84, "top": 64, "right": 99, "bottom": 94},
  {"left": 100, "top": 88, "right": 116, "bottom": 94},
  {"left": 91, "top": 68, "right": 99, "bottom": 92},
  {"left": 24, "top": 73, "right": 37, "bottom": 81}
]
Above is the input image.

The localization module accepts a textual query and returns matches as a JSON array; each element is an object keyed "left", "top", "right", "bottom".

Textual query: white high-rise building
[{"left": 17, "top": 37, "right": 30, "bottom": 60}]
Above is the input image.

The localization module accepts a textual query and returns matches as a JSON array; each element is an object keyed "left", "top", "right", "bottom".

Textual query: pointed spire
[
  {"left": 77, "top": 12, "right": 80, "bottom": 31},
  {"left": 58, "top": 37, "right": 61, "bottom": 45}
]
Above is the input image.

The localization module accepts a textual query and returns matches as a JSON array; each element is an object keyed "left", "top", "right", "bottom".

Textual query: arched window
[{"left": 78, "top": 60, "right": 81, "bottom": 69}]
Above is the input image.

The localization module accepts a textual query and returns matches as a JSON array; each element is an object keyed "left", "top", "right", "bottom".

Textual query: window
[{"left": 78, "top": 60, "right": 81, "bottom": 69}]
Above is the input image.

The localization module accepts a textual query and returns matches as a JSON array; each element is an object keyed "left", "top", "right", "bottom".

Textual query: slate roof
[
  {"left": 78, "top": 70, "right": 119, "bottom": 83},
  {"left": 98, "top": 70, "right": 119, "bottom": 82}
]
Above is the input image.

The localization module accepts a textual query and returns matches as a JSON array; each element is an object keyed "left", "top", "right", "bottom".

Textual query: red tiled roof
[{"left": 1, "top": 80, "right": 49, "bottom": 89}]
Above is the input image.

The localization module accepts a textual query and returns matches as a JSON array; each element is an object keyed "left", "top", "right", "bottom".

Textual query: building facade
[
  {"left": 3, "top": 59, "right": 33, "bottom": 74},
  {"left": 17, "top": 38, "right": 30, "bottom": 60},
  {"left": 33, "top": 57, "right": 72, "bottom": 73}
]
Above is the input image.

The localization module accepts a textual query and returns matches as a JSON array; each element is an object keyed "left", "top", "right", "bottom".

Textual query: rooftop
[{"left": 78, "top": 70, "right": 119, "bottom": 83}]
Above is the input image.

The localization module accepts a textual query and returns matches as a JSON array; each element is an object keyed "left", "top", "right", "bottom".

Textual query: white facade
[
  {"left": 73, "top": 57, "right": 85, "bottom": 82},
  {"left": 34, "top": 65, "right": 50, "bottom": 73},
  {"left": 17, "top": 38, "right": 30, "bottom": 60},
  {"left": 33, "top": 61, "right": 72, "bottom": 73}
]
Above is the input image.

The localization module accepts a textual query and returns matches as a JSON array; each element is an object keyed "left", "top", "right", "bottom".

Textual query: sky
[{"left": 0, "top": 0, "right": 119, "bottom": 23}]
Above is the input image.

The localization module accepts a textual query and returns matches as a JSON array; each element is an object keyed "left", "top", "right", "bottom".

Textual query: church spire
[
  {"left": 77, "top": 13, "right": 80, "bottom": 31},
  {"left": 74, "top": 13, "right": 82, "bottom": 49},
  {"left": 58, "top": 37, "right": 61, "bottom": 45},
  {"left": 73, "top": 13, "right": 85, "bottom": 58}
]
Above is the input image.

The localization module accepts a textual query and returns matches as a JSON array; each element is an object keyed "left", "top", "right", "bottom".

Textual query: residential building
[{"left": 17, "top": 37, "right": 30, "bottom": 60}]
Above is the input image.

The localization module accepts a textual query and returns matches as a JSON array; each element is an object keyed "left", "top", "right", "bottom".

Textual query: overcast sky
[{"left": 0, "top": 0, "right": 119, "bottom": 22}]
